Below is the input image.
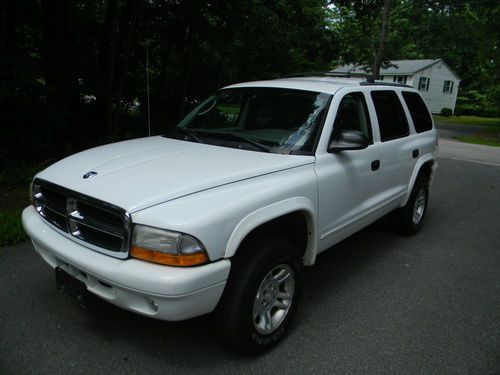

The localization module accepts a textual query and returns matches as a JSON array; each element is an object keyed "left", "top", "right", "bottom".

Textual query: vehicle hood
[{"left": 36, "top": 136, "right": 314, "bottom": 213}]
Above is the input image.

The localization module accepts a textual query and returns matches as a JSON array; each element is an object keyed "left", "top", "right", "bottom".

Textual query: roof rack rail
[
  {"left": 281, "top": 72, "right": 414, "bottom": 88},
  {"left": 283, "top": 72, "right": 349, "bottom": 78},
  {"left": 358, "top": 74, "right": 412, "bottom": 87},
  {"left": 359, "top": 80, "right": 413, "bottom": 88}
]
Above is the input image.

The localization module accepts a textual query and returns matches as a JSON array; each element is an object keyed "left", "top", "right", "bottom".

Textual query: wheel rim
[
  {"left": 412, "top": 188, "right": 426, "bottom": 225},
  {"left": 253, "top": 264, "right": 295, "bottom": 335}
]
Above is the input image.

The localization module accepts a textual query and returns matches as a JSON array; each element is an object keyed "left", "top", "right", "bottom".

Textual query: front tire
[{"left": 214, "top": 236, "right": 303, "bottom": 353}]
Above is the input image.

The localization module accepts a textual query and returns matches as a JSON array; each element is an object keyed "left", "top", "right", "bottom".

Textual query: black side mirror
[{"left": 328, "top": 130, "right": 369, "bottom": 153}]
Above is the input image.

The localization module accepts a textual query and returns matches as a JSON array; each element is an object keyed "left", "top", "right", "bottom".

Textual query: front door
[{"left": 315, "top": 91, "right": 383, "bottom": 251}]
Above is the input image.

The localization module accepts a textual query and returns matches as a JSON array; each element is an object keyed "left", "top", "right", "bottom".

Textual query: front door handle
[
  {"left": 371, "top": 160, "right": 380, "bottom": 171},
  {"left": 412, "top": 149, "right": 419, "bottom": 158}
]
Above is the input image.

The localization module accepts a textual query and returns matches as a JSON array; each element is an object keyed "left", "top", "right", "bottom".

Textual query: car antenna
[{"left": 146, "top": 46, "right": 151, "bottom": 137}]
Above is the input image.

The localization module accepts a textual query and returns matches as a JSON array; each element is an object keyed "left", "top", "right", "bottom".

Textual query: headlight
[{"left": 131, "top": 225, "right": 209, "bottom": 266}]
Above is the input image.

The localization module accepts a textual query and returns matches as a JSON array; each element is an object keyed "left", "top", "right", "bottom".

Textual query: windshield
[{"left": 169, "top": 87, "right": 331, "bottom": 154}]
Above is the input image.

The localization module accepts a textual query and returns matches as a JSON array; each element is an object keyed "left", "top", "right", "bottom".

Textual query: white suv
[{"left": 22, "top": 76, "right": 437, "bottom": 352}]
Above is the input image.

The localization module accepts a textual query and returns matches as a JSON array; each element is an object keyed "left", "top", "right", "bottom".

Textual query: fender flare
[
  {"left": 224, "top": 197, "right": 318, "bottom": 265},
  {"left": 401, "top": 155, "right": 437, "bottom": 206}
]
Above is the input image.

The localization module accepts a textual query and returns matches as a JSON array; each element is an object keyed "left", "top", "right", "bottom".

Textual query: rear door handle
[
  {"left": 412, "top": 149, "right": 419, "bottom": 158},
  {"left": 371, "top": 160, "right": 380, "bottom": 171}
]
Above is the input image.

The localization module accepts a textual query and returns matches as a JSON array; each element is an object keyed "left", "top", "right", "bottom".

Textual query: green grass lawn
[
  {"left": 0, "top": 161, "right": 42, "bottom": 247},
  {"left": 0, "top": 209, "right": 28, "bottom": 246},
  {"left": 456, "top": 134, "right": 500, "bottom": 147},
  {"left": 433, "top": 115, "right": 500, "bottom": 127},
  {"left": 433, "top": 115, "right": 500, "bottom": 147}
]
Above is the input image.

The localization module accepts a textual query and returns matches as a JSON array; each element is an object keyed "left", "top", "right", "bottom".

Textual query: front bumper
[{"left": 22, "top": 206, "right": 230, "bottom": 321}]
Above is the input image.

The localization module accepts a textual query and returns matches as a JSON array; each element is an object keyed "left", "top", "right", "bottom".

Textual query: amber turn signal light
[{"left": 130, "top": 246, "right": 209, "bottom": 267}]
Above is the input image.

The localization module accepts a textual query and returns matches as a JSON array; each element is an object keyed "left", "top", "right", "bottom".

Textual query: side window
[
  {"left": 332, "top": 92, "right": 372, "bottom": 142},
  {"left": 371, "top": 90, "right": 409, "bottom": 142},
  {"left": 402, "top": 91, "right": 433, "bottom": 133}
]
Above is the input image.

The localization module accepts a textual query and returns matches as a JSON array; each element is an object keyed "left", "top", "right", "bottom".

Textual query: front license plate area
[{"left": 55, "top": 267, "right": 87, "bottom": 305}]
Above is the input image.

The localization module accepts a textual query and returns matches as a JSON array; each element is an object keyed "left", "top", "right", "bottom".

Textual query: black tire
[
  {"left": 213, "top": 236, "right": 303, "bottom": 353},
  {"left": 396, "top": 174, "right": 429, "bottom": 235}
]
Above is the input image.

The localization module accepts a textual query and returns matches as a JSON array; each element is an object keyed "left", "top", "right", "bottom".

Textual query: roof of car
[{"left": 224, "top": 76, "right": 413, "bottom": 95}]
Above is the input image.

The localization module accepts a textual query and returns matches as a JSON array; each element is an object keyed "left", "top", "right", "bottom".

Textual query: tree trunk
[{"left": 372, "top": 0, "right": 392, "bottom": 80}]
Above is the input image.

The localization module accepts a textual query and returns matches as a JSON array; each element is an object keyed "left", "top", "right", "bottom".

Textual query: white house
[{"left": 330, "top": 59, "right": 461, "bottom": 114}]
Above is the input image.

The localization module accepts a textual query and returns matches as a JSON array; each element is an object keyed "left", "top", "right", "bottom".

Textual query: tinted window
[
  {"left": 332, "top": 92, "right": 372, "bottom": 142},
  {"left": 402, "top": 91, "right": 433, "bottom": 133},
  {"left": 371, "top": 91, "right": 409, "bottom": 141}
]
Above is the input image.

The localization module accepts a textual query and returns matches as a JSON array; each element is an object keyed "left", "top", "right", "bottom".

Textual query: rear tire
[
  {"left": 396, "top": 175, "right": 429, "bottom": 235},
  {"left": 214, "top": 236, "right": 303, "bottom": 353}
]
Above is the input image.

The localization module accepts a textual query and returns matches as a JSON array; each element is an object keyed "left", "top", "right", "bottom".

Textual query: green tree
[{"left": 330, "top": 0, "right": 499, "bottom": 115}]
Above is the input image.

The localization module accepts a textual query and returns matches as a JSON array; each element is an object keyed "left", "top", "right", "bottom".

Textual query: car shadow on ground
[{"left": 75, "top": 216, "right": 407, "bottom": 366}]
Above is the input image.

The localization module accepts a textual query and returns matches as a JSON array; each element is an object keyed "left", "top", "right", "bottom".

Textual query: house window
[
  {"left": 393, "top": 75, "right": 407, "bottom": 84},
  {"left": 418, "top": 77, "right": 430, "bottom": 91},
  {"left": 443, "top": 80, "right": 454, "bottom": 94}
]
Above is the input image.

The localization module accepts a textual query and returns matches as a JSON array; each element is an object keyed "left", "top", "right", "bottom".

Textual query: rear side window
[
  {"left": 402, "top": 91, "right": 433, "bottom": 133},
  {"left": 371, "top": 91, "right": 409, "bottom": 141}
]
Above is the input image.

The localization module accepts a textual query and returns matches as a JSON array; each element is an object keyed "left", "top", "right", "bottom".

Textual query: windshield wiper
[
  {"left": 197, "top": 131, "right": 271, "bottom": 152},
  {"left": 164, "top": 128, "right": 204, "bottom": 143}
]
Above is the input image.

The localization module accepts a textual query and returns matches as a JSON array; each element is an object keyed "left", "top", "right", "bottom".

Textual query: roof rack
[
  {"left": 282, "top": 72, "right": 414, "bottom": 88},
  {"left": 283, "top": 72, "right": 349, "bottom": 78},
  {"left": 359, "top": 81, "right": 413, "bottom": 88}
]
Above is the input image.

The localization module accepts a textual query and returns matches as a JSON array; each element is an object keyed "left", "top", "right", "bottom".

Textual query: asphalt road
[
  {"left": 438, "top": 139, "right": 500, "bottom": 167},
  {"left": 1, "top": 156, "right": 500, "bottom": 374},
  {"left": 435, "top": 122, "right": 485, "bottom": 140},
  {"left": 436, "top": 121, "right": 500, "bottom": 166}
]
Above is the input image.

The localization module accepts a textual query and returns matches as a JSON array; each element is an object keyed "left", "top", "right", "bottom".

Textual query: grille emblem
[{"left": 83, "top": 171, "right": 98, "bottom": 179}]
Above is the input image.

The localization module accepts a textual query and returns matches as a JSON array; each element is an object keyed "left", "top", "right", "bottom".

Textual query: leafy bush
[
  {"left": 0, "top": 159, "right": 51, "bottom": 189},
  {"left": 455, "top": 90, "right": 499, "bottom": 117},
  {"left": 488, "top": 85, "right": 500, "bottom": 116},
  {"left": 440, "top": 107, "right": 453, "bottom": 117},
  {"left": 0, "top": 210, "right": 28, "bottom": 246}
]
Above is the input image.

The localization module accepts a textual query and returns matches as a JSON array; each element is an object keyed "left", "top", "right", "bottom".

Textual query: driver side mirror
[{"left": 328, "top": 130, "right": 369, "bottom": 153}]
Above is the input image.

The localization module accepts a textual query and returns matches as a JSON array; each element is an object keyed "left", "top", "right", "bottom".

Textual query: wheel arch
[
  {"left": 402, "top": 156, "right": 437, "bottom": 206},
  {"left": 224, "top": 197, "right": 317, "bottom": 265}
]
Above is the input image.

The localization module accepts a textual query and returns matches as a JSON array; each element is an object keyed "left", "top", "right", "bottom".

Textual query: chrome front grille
[{"left": 32, "top": 178, "right": 131, "bottom": 258}]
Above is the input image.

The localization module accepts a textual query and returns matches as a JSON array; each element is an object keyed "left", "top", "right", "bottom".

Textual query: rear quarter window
[
  {"left": 402, "top": 91, "right": 433, "bottom": 133},
  {"left": 370, "top": 90, "right": 409, "bottom": 142}
]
